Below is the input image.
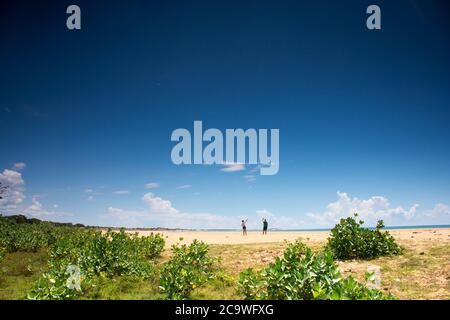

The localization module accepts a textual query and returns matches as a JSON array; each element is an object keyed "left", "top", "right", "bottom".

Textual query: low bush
[
  {"left": 326, "top": 214, "right": 402, "bottom": 260},
  {"left": 28, "top": 229, "right": 165, "bottom": 300},
  {"left": 159, "top": 239, "right": 216, "bottom": 300},
  {"left": 238, "top": 241, "right": 395, "bottom": 300}
]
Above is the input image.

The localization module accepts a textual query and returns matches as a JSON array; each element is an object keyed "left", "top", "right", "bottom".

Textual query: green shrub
[
  {"left": 159, "top": 239, "right": 215, "bottom": 300},
  {"left": 238, "top": 241, "right": 395, "bottom": 300},
  {"left": 326, "top": 214, "right": 402, "bottom": 260},
  {"left": 28, "top": 229, "right": 165, "bottom": 300}
]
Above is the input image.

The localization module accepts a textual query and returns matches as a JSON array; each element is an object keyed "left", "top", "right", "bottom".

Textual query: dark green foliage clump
[
  {"left": 159, "top": 239, "right": 216, "bottom": 300},
  {"left": 326, "top": 214, "right": 402, "bottom": 260}
]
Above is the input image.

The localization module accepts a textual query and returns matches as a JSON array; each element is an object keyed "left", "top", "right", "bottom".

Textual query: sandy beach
[{"left": 135, "top": 228, "right": 450, "bottom": 247}]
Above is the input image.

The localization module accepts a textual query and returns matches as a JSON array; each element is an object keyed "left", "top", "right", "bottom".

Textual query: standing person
[
  {"left": 241, "top": 219, "right": 248, "bottom": 236},
  {"left": 262, "top": 218, "right": 268, "bottom": 235}
]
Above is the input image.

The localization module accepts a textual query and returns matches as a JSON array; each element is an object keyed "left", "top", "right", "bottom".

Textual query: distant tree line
[{"left": 0, "top": 214, "right": 86, "bottom": 228}]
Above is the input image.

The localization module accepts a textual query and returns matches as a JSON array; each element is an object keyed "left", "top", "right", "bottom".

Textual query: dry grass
[{"left": 337, "top": 239, "right": 450, "bottom": 299}]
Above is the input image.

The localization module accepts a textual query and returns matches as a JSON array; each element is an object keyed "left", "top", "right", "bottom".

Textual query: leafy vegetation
[
  {"left": 159, "top": 239, "right": 216, "bottom": 300},
  {"left": 238, "top": 240, "right": 395, "bottom": 300},
  {"left": 2, "top": 213, "right": 446, "bottom": 300},
  {"left": 0, "top": 215, "right": 166, "bottom": 299},
  {"left": 0, "top": 215, "right": 85, "bottom": 253},
  {"left": 326, "top": 214, "right": 402, "bottom": 260},
  {"left": 28, "top": 229, "right": 165, "bottom": 299}
]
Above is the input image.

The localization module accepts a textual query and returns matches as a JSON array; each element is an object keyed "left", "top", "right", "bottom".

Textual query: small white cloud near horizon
[
  {"left": 142, "top": 192, "right": 178, "bottom": 214},
  {"left": 425, "top": 203, "right": 450, "bottom": 219},
  {"left": 28, "top": 196, "right": 43, "bottom": 211},
  {"left": 306, "top": 192, "right": 449, "bottom": 227},
  {"left": 145, "top": 182, "right": 160, "bottom": 189},
  {"left": 25, "top": 196, "right": 73, "bottom": 220},
  {"left": 103, "top": 192, "right": 236, "bottom": 229}
]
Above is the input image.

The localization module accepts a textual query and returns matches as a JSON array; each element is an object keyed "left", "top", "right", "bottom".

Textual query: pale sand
[{"left": 133, "top": 228, "right": 450, "bottom": 247}]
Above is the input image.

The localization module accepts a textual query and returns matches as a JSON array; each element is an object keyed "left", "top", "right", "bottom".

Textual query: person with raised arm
[{"left": 241, "top": 219, "right": 248, "bottom": 236}]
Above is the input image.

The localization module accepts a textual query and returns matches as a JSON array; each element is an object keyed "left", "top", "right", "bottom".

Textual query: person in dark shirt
[{"left": 262, "top": 218, "right": 268, "bottom": 235}]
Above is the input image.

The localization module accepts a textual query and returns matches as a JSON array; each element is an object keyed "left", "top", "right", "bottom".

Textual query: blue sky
[{"left": 1, "top": 0, "right": 450, "bottom": 229}]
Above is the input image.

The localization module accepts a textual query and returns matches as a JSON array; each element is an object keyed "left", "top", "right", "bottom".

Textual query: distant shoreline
[
  {"left": 117, "top": 224, "right": 450, "bottom": 233},
  {"left": 202, "top": 224, "right": 450, "bottom": 232}
]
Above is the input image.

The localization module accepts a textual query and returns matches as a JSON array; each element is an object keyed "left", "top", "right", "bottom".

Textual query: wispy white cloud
[
  {"left": 255, "top": 209, "right": 305, "bottom": 229},
  {"left": 113, "top": 190, "right": 130, "bottom": 195},
  {"left": 13, "top": 162, "right": 26, "bottom": 171},
  {"left": 84, "top": 188, "right": 103, "bottom": 201},
  {"left": 176, "top": 184, "right": 192, "bottom": 189},
  {"left": 145, "top": 182, "right": 160, "bottom": 189},
  {"left": 248, "top": 165, "right": 262, "bottom": 174},
  {"left": 220, "top": 162, "right": 245, "bottom": 172},
  {"left": 243, "top": 175, "right": 256, "bottom": 182}
]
